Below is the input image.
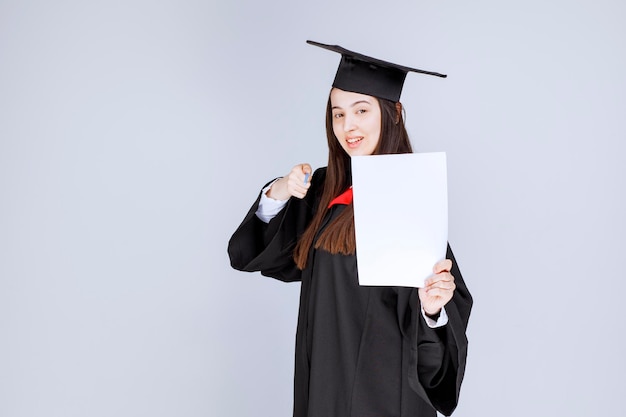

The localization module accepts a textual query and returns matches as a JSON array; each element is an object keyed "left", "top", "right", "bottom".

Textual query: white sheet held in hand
[{"left": 351, "top": 152, "right": 448, "bottom": 288}]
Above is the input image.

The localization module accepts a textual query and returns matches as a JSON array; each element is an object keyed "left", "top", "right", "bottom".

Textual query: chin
[{"left": 348, "top": 149, "right": 374, "bottom": 157}]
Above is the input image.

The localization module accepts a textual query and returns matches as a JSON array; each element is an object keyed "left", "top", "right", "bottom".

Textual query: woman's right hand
[{"left": 266, "top": 163, "right": 312, "bottom": 200}]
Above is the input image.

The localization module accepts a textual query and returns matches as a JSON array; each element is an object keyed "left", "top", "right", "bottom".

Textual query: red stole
[{"left": 328, "top": 187, "right": 353, "bottom": 208}]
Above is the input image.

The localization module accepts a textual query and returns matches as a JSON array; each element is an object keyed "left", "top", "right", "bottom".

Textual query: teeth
[{"left": 347, "top": 137, "right": 362, "bottom": 144}]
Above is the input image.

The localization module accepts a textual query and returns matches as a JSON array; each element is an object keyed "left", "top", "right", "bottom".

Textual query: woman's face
[{"left": 330, "top": 88, "right": 382, "bottom": 156}]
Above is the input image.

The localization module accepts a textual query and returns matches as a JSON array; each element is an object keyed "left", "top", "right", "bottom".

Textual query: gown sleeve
[
  {"left": 397, "top": 245, "right": 473, "bottom": 416},
  {"left": 227, "top": 168, "right": 325, "bottom": 282}
]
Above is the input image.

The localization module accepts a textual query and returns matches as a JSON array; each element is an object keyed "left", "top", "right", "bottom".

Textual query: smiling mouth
[{"left": 347, "top": 137, "right": 363, "bottom": 144}]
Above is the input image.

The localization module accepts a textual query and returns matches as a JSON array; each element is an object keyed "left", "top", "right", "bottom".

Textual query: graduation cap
[{"left": 307, "top": 40, "right": 446, "bottom": 102}]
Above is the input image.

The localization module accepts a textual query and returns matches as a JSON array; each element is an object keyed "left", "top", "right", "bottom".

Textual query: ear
[{"left": 395, "top": 102, "right": 403, "bottom": 124}]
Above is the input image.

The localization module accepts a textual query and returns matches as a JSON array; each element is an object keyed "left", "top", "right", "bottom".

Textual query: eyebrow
[{"left": 331, "top": 100, "right": 371, "bottom": 110}]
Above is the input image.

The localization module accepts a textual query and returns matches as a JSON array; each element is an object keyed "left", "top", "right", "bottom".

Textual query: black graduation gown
[{"left": 228, "top": 167, "right": 472, "bottom": 417}]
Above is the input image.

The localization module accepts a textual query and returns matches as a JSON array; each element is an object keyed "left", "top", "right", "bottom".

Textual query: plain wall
[{"left": 1, "top": 1, "right": 625, "bottom": 416}]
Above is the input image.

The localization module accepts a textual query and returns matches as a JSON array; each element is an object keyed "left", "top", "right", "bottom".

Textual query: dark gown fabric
[{"left": 228, "top": 167, "right": 472, "bottom": 417}]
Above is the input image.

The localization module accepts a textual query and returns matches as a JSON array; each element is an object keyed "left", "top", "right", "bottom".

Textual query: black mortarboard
[{"left": 307, "top": 40, "right": 446, "bottom": 102}]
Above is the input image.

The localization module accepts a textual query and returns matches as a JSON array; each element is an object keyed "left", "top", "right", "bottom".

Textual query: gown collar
[{"left": 328, "top": 187, "right": 353, "bottom": 208}]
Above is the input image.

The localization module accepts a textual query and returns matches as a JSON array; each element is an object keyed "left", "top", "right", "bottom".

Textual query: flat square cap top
[{"left": 307, "top": 40, "right": 446, "bottom": 102}]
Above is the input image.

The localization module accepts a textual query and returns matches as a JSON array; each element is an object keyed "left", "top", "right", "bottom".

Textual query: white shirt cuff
[
  {"left": 421, "top": 306, "right": 449, "bottom": 328},
  {"left": 255, "top": 180, "right": 289, "bottom": 223}
]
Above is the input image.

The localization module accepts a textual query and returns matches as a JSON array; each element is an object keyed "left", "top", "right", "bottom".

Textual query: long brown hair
[{"left": 293, "top": 90, "right": 413, "bottom": 269}]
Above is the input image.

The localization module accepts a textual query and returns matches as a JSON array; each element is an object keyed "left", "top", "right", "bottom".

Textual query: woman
[{"left": 228, "top": 40, "right": 472, "bottom": 417}]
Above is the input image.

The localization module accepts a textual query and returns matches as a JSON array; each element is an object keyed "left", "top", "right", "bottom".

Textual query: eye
[
  {"left": 333, "top": 113, "right": 344, "bottom": 119},
  {"left": 356, "top": 108, "right": 367, "bottom": 114}
]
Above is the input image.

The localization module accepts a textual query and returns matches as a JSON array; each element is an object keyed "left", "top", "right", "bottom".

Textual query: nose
[{"left": 343, "top": 114, "right": 356, "bottom": 132}]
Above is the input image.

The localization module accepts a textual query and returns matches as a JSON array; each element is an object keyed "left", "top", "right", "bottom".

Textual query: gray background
[{"left": 1, "top": 1, "right": 625, "bottom": 416}]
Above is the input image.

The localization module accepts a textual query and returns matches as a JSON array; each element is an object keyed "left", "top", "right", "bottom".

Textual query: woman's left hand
[{"left": 418, "top": 259, "right": 456, "bottom": 316}]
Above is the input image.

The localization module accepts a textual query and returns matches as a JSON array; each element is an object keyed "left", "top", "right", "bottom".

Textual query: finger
[
  {"left": 289, "top": 185, "right": 307, "bottom": 199},
  {"left": 425, "top": 272, "right": 454, "bottom": 286},
  {"left": 433, "top": 259, "right": 453, "bottom": 274},
  {"left": 424, "top": 283, "right": 456, "bottom": 297},
  {"left": 290, "top": 164, "right": 311, "bottom": 186},
  {"left": 301, "top": 164, "right": 313, "bottom": 185},
  {"left": 426, "top": 280, "right": 456, "bottom": 292},
  {"left": 289, "top": 188, "right": 307, "bottom": 199},
  {"left": 426, "top": 273, "right": 455, "bottom": 285},
  {"left": 289, "top": 180, "right": 310, "bottom": 196},
  {"left": 423, "top": 287, "right": 454, "bottom": 300},
  {"left": 301, "top": 163, "right": 312, "bottom": 175}
]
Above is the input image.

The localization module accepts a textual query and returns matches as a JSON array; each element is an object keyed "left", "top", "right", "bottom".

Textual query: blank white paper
[{"left": 351, "top": 152, "right": 448, "bottom": 288}]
